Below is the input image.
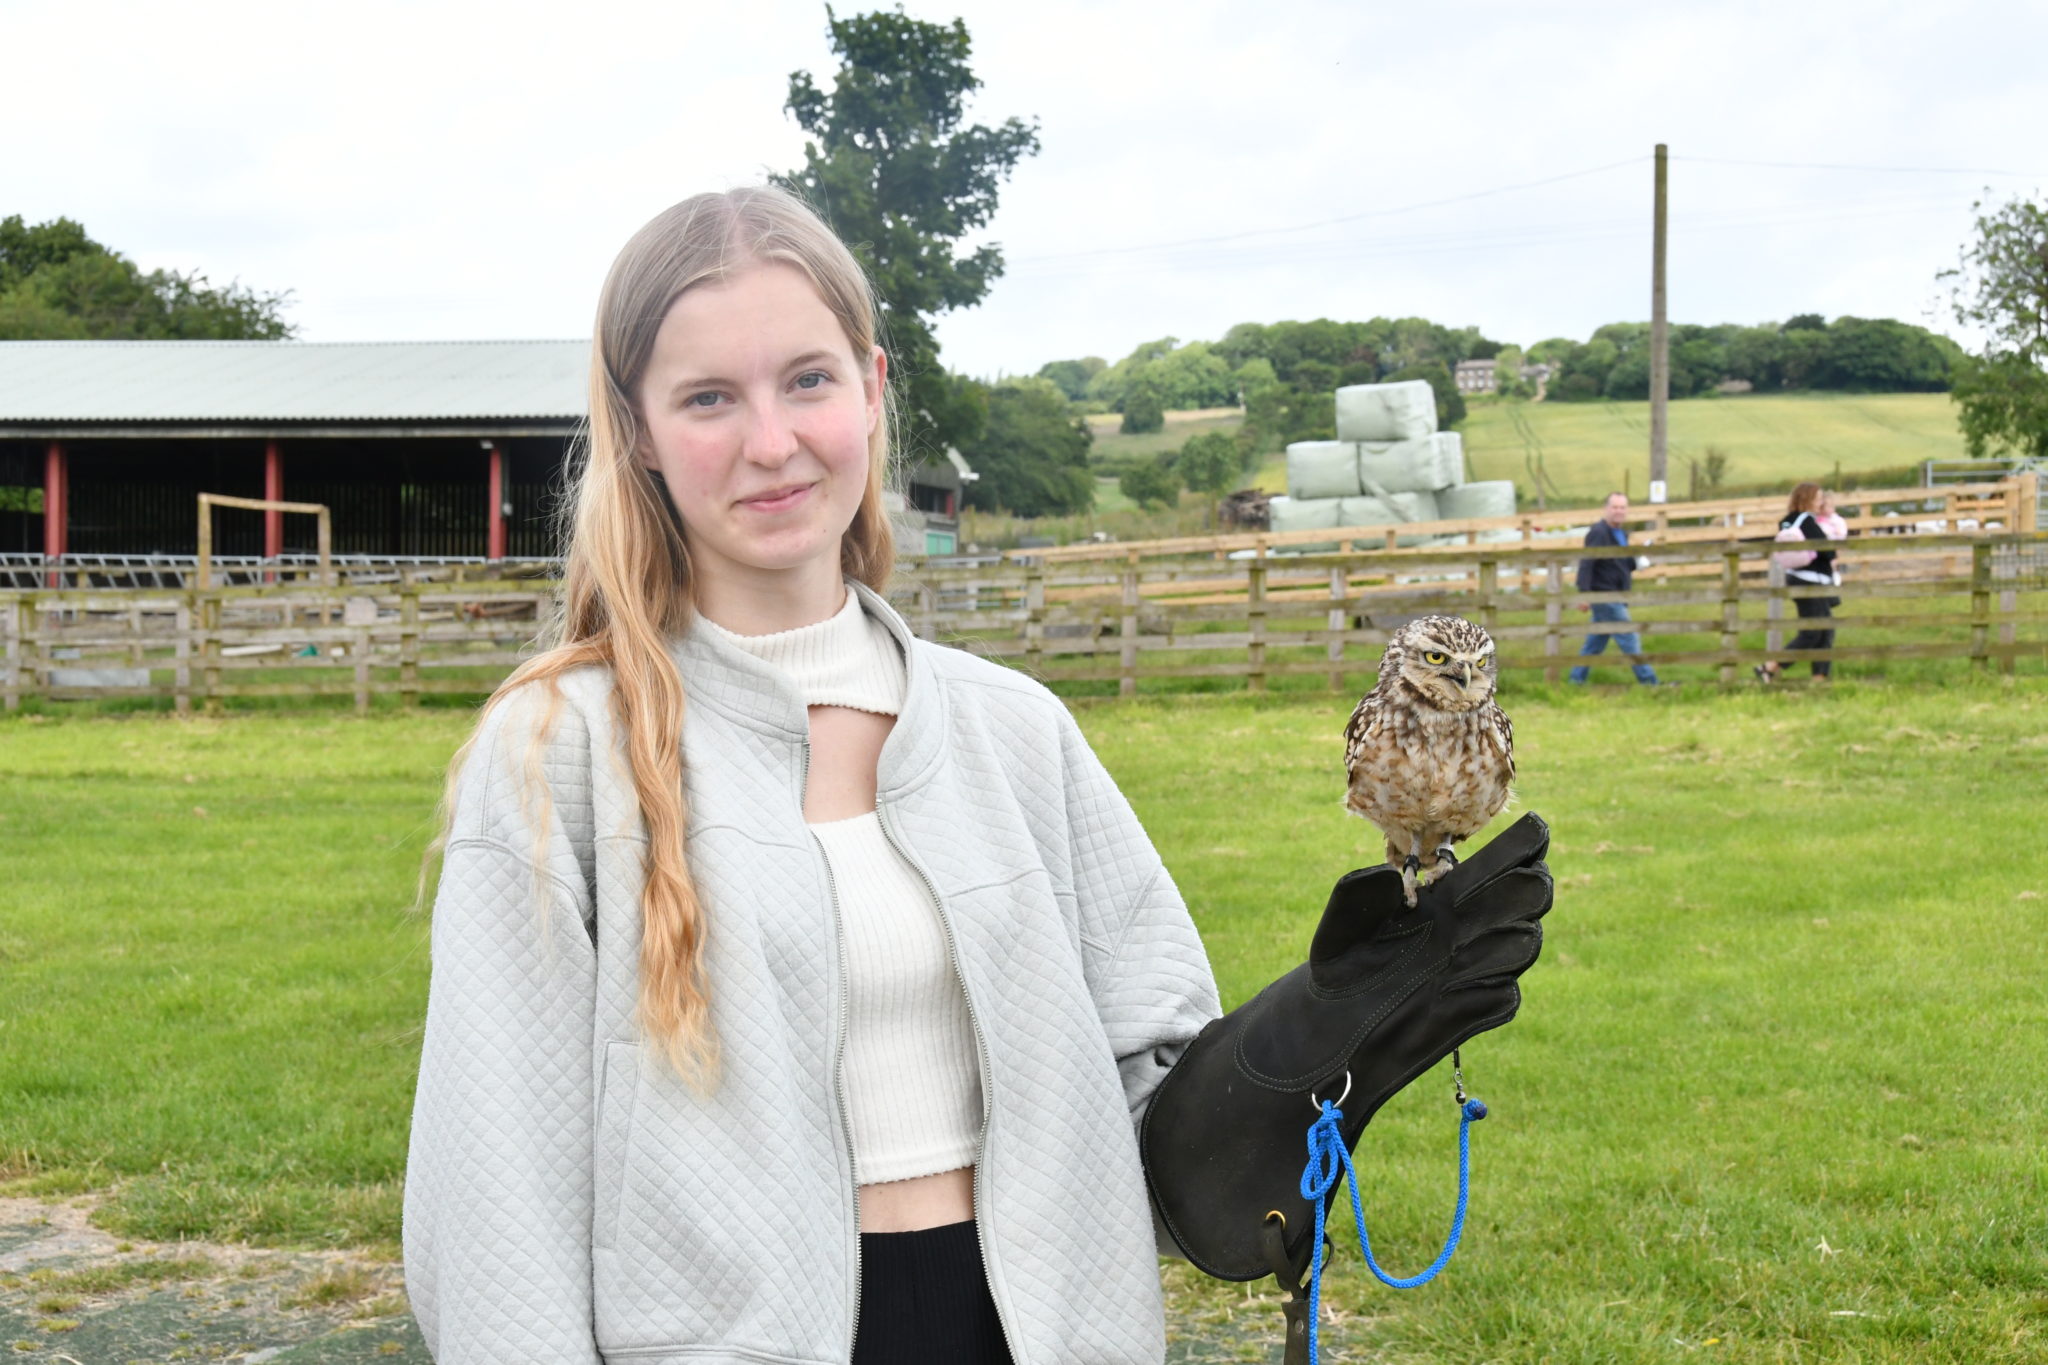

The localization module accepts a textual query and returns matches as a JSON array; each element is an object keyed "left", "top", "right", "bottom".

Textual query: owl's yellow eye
[{"left": 1423, "top": 650, "right": 1448, "bottom": 665}]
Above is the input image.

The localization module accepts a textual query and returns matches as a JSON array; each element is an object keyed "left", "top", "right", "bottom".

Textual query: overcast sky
[{"left": 8, "top": 0, "right": 2043, "bottom": 378}]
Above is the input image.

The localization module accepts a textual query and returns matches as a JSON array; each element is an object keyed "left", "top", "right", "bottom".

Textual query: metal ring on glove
[{"left": 1308, "top": 1070, "right": 1352, "bottom": 1112}]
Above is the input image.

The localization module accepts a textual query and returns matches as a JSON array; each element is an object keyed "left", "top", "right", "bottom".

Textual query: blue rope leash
[{"left": 1297, "top": 1089, "right": 1487, "bottom": 1365}]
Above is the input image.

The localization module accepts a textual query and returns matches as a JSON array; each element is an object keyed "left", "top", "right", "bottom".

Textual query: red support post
[
  {"left": 486, "top": 443, "right": 507, "bottom": 561},
  {"left": 264, "top": 440, "right": 283, "bottom": 556},
  {"left": 43, "top": 441, "right": 66, "bottom": 587}
]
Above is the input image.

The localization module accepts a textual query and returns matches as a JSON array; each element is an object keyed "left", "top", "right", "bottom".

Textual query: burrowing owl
[{"left": 1343, "top": 615, "right": 1516, "bottom": 905}]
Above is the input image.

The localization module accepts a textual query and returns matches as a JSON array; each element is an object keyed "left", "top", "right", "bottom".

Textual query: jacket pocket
[{"left": 595, "top": 1040, "right": 640, "bottom": 1251}]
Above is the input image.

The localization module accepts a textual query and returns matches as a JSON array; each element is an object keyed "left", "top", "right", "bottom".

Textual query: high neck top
[{"left": 696, "top": 584, "right": 907, "bottom": 716}]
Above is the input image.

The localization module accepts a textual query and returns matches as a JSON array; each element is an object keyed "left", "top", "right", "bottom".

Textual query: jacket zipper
[
  {"left": 874, "top": 800, "right": 1017, "bottom": 1365},
  {"left": 800, "top": 737, "right": 863, "bottom": 1361}
]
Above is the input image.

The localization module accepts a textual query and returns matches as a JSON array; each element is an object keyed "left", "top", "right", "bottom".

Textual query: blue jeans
[{"left": 1570, "top": 602, "right": 1658, "bottom": 684}]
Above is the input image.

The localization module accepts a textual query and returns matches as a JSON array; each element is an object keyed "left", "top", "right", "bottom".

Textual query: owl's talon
[
  {"left": 1433, "top": 845, "right": 1459, "bottom": 875},
  {"left": 1401, "top": 854, "right": 1421, "bottom": 906}
]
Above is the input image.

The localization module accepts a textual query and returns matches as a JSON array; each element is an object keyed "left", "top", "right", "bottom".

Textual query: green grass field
[
  {"left": 3, "top": 677, "right": 2045, "bottom": 1361},
  {"left": 1461, "top": 392, "right": 1970, "bottom": 505}
]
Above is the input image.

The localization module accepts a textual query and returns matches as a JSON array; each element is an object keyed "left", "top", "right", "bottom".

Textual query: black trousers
[
  {"left": 1783, "top": 593, "right": 1838, "bottom": 677},
  {"left": 852, "top": 1219, "right": 1014, "bottom": 1365}
]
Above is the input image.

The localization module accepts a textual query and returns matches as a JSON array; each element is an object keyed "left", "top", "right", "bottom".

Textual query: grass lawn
[
  {"left": 1460, "top": 392, "right": 1971, "bottom": 505},
  {"left": 3, "top": 677, "right": 2045, "bottom": 1361}
]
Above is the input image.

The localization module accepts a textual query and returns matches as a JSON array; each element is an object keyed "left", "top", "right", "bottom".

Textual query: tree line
[{"left": 0, "top": 215, "right": 294, "bottom": 340}]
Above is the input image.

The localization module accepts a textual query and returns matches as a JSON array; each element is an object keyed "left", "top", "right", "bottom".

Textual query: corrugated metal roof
[{"left": 0, "top": 340, "right": 589, "bottom": 422}]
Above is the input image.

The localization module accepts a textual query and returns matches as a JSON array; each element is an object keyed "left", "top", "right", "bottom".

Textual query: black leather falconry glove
[{"left": 1140, "top": 812, "right": 1552, "bottom": 1282}]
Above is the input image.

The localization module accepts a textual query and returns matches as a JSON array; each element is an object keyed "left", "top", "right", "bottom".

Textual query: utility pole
[{"left": 1648, "top": 142, "right": 1669, "bottom": 504}]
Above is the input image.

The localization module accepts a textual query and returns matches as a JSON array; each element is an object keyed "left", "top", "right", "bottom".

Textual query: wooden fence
[{"left": 5, "top": 526, "right": 2043, "bottom": 711}]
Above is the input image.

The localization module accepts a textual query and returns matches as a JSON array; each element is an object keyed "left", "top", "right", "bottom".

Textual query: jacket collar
[{"left": 664, "top": 576, "right": 946, "bottom": 796}]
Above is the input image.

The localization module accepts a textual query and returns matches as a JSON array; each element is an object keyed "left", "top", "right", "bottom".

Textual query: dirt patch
[{"left": 0, "top": 1195, "right": 425, "bottom": 1363}]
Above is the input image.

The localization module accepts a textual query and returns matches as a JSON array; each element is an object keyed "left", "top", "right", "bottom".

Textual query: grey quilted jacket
[{"left": 403, "top": 579, "right": 1222, "bottom": 1365}]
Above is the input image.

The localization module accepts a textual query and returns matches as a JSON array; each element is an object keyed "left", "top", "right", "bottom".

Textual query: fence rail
[{"left": 5, "top": 528, "right": 2043, "bottom": 712}]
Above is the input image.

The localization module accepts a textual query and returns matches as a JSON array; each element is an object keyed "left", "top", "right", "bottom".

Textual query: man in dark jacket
[{"left": 1569, "top": 491, "right": 1659, "bottom": 684}]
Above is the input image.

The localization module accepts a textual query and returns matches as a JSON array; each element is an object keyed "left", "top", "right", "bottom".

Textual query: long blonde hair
[{"left": 419, "top": 185, "right": 897, "bottom": 1086}]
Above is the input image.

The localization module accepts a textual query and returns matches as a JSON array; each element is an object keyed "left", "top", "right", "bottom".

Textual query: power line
[
  {"left": 1676, "top": 154, "right": 2046, "bottom": 177},
  {"left": 1010, "top": 155, "right": 1649, "bottom": 264},
  {"left": 1006, "top": 197, "right": 1966, "bottom": 279}
]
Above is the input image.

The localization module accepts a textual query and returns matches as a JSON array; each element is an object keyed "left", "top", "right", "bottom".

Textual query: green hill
[{"left": 1459, "top": 392, "right": 1968, "bottom": 504}]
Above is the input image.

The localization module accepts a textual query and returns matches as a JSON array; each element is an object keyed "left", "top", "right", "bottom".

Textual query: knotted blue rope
[{"left": 1297, "top": 1094, "right": 1487, "bottom": 1365}]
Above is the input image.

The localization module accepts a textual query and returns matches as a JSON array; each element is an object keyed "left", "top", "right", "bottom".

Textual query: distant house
[
  {"left": 888, "top": 446, "right": 977, "bottom": 556},
  {"left": 1454, "top": 358, "right": 1498, "bottom": 394},
  {"left": 1453, "top": 357, "right": 1554, "bottom": 398}
]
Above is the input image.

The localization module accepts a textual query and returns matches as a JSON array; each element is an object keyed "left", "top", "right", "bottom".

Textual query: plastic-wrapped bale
[
  {"left": 1356, "top": 432, "right": 1465, "bottom": 494},
  {"left": 1435, "top": 479, "right": 1518, "bottom": 522},
  {"left": 1336, "top": 379, "right": 1437, "bottom": 443},
  {"left": 1337, "top": 489, "right": 1442, "bottom": 546},
  {"left": 1285, "top": 441, "right": 1362, "bottom": 500},
  {"left": 1268, "top": 494, "right": 1345, "bottom": 552}
]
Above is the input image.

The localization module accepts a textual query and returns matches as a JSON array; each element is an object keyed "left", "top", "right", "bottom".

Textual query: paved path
[{"left": 3, "top": 1196, "right": 1299, "bottom": 1364}]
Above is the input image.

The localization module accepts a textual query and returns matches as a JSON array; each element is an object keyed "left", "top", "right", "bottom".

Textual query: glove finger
[
  {"left": 1446, "top": 920, "right": 1542, "bottom": 990},
  {"left": 1449, "top": 865, "right": 1553, "bottom": 942},
  {"left": 1311, "top": 865, "right": 1410, "bottom": 967},
  {"left": 1437, "top": 812, "right": 1550, "bottom": 908}
]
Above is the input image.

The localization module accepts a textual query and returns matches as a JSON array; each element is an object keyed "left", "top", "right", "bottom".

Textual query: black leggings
[
  {"left": 852, "top": 1219, "right": 1014, "bottom": 1365},
  {"left": 1783, "top": 593, "right": 1838, "bottom": 677}
]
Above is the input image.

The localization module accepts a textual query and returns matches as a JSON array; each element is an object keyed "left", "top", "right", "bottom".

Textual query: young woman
[
  {"left": 401, "top": 186, "right": 1220, "bottom": 1365},
  {"left": 1757, "top": 480, "right": 1840, "bottom": 682}
]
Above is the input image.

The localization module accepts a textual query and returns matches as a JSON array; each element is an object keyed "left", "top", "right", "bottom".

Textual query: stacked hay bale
[{"left": 1268, "top": 379, "right": 1518, "bottom": 549}]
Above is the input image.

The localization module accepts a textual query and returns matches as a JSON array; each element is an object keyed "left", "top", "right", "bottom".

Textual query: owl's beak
[{"left": 1460, "top": 662, "right": 1473, "bottom": 688}]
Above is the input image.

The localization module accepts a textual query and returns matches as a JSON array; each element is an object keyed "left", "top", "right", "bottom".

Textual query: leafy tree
[
  {"left": 0, "top": 214, "right": 293, "bottom": 339},
  {"left": 1118, "top": 456, "right": 1181, "bottom": 510},
  {"left": 960, "top": 378, "right": 1093, "bottom": 515},
  {"left": 1943, "top": 194, "right": 2048, "bottom": 461},
  {"left": 1036, "top": 356, "right": 1104, "bottom": 402},
  {"left": 776, "top": 8, "right": 1040, "bottom": 461},
  {"left": 1120, "top": 380, "right": 1164, "bottom": 434},
  {"left": 1175, "top": 430, "right": 1240, "bottom": 496},
  {"left": 1387, "top": 361, "right": 1466, "bottom": 428},
  {"left": 1812, "top": 317, "right": 1957, "bottom": 392},
  {"left": 1782, "top": 313, "right": 1828, "bottom": 333},
  {"left": 1493, "top": 343, "right": 1528, "bottom": 397},
  {"left": 1526, "top": 336, "right": 1576, "bottom": 368}
]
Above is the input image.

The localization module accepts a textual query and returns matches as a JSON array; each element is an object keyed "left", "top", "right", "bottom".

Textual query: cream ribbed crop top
[{"left": 699, "top": 589, "right": 984, "bottom": 1183}]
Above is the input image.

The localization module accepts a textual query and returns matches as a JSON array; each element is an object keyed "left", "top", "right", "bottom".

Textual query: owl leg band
[{"left": 1139, "top": 813, "right": 1552, "bottom": 1284}]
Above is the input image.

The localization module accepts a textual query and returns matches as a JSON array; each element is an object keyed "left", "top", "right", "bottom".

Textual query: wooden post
[
  {"left": 1247, "top": 549, "right": 1268, "bottom": 695},
  {"left": 1719, "top": 546, "right": 1740, "bottom": 686},
  {"left": 128, "top": 602, "right": 143, "bottom": 667},
  {"left": 4, "top": 597, "right": 23, "bottom": 711},
  {"left": 1119, "top": 555, "right": 1138, "bottom": 698},
  {"left": 1024, "top": 562, "right": 1045, "bottom": 676},
  {"left": 354, "top": 624, "right": 372, "bottom": 716},
  {"left": 1544, "top": 559, "right": 1562, "bottom": 684},
  {"left": 1477, "top": 555, "right": 1499, "bottom": 636},
  {"left": 1765, "top": 559, "right": 1786, "bottom": 659},
  {"left": 197, "top": 494, "right": 213, "bottom": 591},
  {"left": 400, "top": 570, "right": 421, "bottom": 708},
  {"left": 202, "top": 591, "right": 222, "bottom": 716},
  {"left": 1995, "top": 541, "right": 2017, "bottom": 676},
  {"left": 1969, "top": 540, "right": 1991, "bottom": 671},
  {"left": 1327, "top": 563, "right": 1347, "bottom": 693},
  {"left": 174, "top": 597, "right": 192, "bottom": 716},
  {"left": 918, "top": 580, "right": 937, "bottom": 642}
]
